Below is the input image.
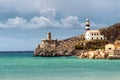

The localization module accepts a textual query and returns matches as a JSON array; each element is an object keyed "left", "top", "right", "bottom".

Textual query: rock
[
  {"left": 78, "top": 49, "right": 109, "bottom": 59},
  {"left": 88, "top": 51, "right": 95, "bottom": 59},
  {"left": 95, "top": 54, "right": 101, "bottom": 59},
  {"left": 99, "top": 51, "right": 106, "bottom": 59},
  {"left": 34, "top": 46, "right": 75, "bottom": 57}
]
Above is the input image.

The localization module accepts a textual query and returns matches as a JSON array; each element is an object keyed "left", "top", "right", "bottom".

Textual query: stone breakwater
[{"left": 77, "top": 50, "right": 109, "bottom": 59}]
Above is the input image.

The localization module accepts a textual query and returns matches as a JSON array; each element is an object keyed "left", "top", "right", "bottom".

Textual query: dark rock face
[
  {"left": 34, "top": 47, "right": 75, "bottom": 57},
  {"left": 99, "top": 23, "right": 120, "bottom": 41}
]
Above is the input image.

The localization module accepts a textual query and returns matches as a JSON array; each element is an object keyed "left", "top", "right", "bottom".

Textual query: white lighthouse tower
[
  {"left": 85, "top": 19, "right": 105, "bottom": 41},
  {"left": 85, "top": 19, "right": 90, "bottom": 31}
]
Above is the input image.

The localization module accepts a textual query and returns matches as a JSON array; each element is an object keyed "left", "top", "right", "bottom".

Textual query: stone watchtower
[
  {"left": 85, "top": 19, "right": 90, "bottom": 31},
  {"left": 47, "top": 32, "right": 51, "bottom": 40},
  {"left": 39, "top": 32, "right": 58, "bottom": 48}
]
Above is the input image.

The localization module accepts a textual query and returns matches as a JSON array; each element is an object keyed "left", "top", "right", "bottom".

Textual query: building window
[
  {"left": 92, "top": 37, "right": 93, "bottom": 40},
  {"left": 109, "top": 48, "right": 112, "bottom": 50}
]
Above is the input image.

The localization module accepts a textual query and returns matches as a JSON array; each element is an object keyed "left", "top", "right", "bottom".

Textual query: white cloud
[
  {"left": 0, "top": 7, "right": 107, "bottom": 29},
  {"left": 0, "top": 17, "right": 27, "bottom": 29},
  {"left": 61, "top": 16, "right": 81, "bottom": 28},
  {"left": 30, "top": 16, "right": 53, "bottom": 27},
  {"left": 0, "top": 0, "right": 120, "bottom": 24},
  {"left": 6, "top": 17, "right": 27, "bottom": 25},
  {"left": 28, "top": 16, "right": 61, "bottom": 29},
  {"left": 0, "top": 16, "right": 106, "bottom": 29}
]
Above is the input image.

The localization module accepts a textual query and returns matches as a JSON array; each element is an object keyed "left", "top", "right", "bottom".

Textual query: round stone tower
[
  {"left": 85, "top": 19, "right": 90, "bottom": 31},
  {"left": 47, "top": 32, "right": 51, "bottom": 40}
]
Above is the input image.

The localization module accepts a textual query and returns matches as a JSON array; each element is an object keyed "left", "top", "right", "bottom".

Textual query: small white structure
[
  {"left": 85, "top": 19, "right": 105, "bottom": 40},
  {"left": 105, "top": 42, "right": 120, "bottom": 59},
  {"left": 105, "top": 43, "right": 120, "bottom": 50},
  {"left": 105, "top": 44, "right": 115, "bottom": 50},
  {"left": 85, "top": 30, "right": 105, "bottom": 40}
]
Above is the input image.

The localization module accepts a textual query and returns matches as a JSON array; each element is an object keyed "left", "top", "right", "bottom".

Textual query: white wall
[{"left": 85, "top": 32, "right": 104, "bottom": 40}]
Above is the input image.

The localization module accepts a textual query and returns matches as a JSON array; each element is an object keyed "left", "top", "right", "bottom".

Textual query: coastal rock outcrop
[
  {"left": 34, "top": 32, "right": 84, "bottom": 57},
  {"left": 77, "top": 50, "right": 109, "bottom": 59},
  {"left": 34, "top": 46, "right": 75, "bottom": 57}
]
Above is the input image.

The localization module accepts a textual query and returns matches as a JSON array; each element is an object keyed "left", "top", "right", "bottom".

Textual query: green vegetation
[
  {"left": 75, "top": 44, "right": 105, "bottom": 50},
  {"left": 75, "top": 45, "right": 87, "bottom": 50},
  {"left": 75, "top": 40, "right": 107, "bottom": 50}
]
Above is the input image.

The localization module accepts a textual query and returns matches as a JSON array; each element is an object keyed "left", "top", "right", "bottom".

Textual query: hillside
[
  {"left": 99, "top": 23, "right": 120, "bottom": 41},
  {"left": 34, "top": 23, "right": 120, "bottom": 56},
  {"left": 59, "top": 23, "right": 120, "bottom": 46},
  {"left": 59, "top": 23, "right": 120, "bottom": 49}
]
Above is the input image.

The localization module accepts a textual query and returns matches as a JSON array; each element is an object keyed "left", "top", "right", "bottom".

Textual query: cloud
[
  {"left": 30, "top": 16, "right": 53, "bottom": 28},
  {"left": 40, "top": 7, "right": 56, "bottom": 20},
  {"left": 0, "top": 7, "right": 107, "bottom": 29},
  {"left": 0, "top": 0, "right": 120, "bottom": 24},
  {"left": 0, "top": 16, "right": 106, "bottom": 29},
  {"left": 0, "top": 17, "right": 27, "bottom": 29},
  {"left": 6, "top": 17, "right": 27, "bottom": 25},
  {"left": 61, "top": 16, "right": 81, "bottom": 28}
]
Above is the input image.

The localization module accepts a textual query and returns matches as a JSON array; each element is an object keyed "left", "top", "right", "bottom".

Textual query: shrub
[{"left": 75, "top": 45, "right": 87, "bottom": 50}]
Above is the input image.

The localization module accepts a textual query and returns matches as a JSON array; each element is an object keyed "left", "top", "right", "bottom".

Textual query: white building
[
  {"left": 85, "top": 30, "right": 105, "bottom": 40},
  {"left": 85, "top": 19, "right": 105, "bottom": 40}
]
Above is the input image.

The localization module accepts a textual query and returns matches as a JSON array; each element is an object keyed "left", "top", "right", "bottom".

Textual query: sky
[{"left": 0, "top": 0, "right": 120, "bottom": 51}]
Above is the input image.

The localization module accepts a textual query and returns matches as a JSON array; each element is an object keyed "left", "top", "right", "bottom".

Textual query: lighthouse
[
  {"left": 85, "top": 19, "right": 90, "bottom": 31},
  {"left": 84, "top": 19, "right": 105, "bottom": 41}
]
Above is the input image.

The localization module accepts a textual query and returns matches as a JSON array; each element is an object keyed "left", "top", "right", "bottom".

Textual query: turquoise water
[{"left": 0, "top": 52, "right": 120, "bottom": 80}]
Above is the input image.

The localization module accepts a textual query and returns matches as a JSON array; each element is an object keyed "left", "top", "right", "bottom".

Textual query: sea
[{"left": 0, "top": 51, "right": 120, "bottom": 80}]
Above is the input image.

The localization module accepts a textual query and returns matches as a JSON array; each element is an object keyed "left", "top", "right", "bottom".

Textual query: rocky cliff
[{"left": 34, "top": 35, "right": 84, "bottom": 56}]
